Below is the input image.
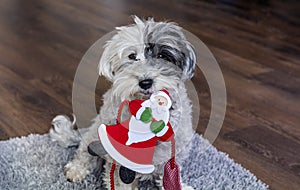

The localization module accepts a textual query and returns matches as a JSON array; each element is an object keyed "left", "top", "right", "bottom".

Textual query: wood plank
[
  {"left": 214, "top": 133, "right": 300, "bottom": 190},
  {"left": 224, "top": 125, "right": 300, "bottom": 177}
]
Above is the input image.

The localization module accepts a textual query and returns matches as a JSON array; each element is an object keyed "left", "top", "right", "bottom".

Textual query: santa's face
[
  {"left": 154, "top": 96, "right": 168, "bottom": 107},
  {"left": 149, "top": 95, "right": 170, "bottom": 122}
]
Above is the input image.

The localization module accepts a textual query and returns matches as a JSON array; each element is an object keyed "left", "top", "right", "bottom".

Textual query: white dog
[{"left": 50, "top": 16, "right": 196, "bottom": 189}]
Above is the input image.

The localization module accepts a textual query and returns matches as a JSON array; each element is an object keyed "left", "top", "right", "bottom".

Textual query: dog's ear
[
  {"left": 182, "top": 41, "right": 196, "bottom": 80},
  {"left": 99, "top": 42, "right": 114, "bottom": 81}
]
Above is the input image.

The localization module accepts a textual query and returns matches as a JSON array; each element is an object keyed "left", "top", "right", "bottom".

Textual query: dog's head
[{"left": 99, "top": 16, "right": 196, "bottom": 100}]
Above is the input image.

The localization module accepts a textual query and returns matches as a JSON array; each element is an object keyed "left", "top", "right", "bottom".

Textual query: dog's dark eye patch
[
  {"left": 157, "top": 48, "right": 177, "bottom": 64},
  {"left": 145, "top": 43, "right": 185, "bottom": 70}
]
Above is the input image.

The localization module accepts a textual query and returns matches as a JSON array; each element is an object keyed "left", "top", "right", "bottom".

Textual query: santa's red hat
[{"left": 150, "top": 89, "right": 172, "bottom": 108}]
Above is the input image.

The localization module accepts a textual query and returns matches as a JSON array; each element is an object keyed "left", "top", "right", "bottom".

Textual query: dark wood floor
[{"left": 0, "top": 0, "right": 299, "bottom": 189}]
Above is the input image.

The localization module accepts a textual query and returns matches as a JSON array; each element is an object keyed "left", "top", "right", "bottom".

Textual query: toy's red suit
[{"left": 98, "top": 90, "right": 174, "bottom": 174}]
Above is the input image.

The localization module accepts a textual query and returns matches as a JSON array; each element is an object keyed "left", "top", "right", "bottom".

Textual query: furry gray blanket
[{"left": 0, "top": 133, "right": 268, "bottom": 190}]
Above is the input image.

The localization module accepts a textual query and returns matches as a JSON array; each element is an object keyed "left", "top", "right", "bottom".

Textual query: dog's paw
[
  {"left": 50, "top": 114, "right": 80, "bottom": 147},
  {"left": 182, "top": 183, "right": 194, "bottom": 190},
  {"left": 155, "top": 177, "right": 163, "bottom": 188},
  {"left": 64, "top": 161, "right": 90, "bottom": 182}
]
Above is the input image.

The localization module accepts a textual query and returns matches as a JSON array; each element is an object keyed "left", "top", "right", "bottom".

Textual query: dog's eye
[
  {"left": 157, "top": 54, "right": 163, "bottom": 59},
  {"left": 128, "top": 53, "right": 137, "bottom": 60},
  {"left": 157, "top": 52, "right": 174, "bottom": 63}
]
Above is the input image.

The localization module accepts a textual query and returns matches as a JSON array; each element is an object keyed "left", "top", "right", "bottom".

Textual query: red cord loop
[
  {"left": 171, "top": 137, "right": 176, "bottom": 169},
  {"left": 110, "top": 161, "right": 116, "bottom": 190},
  {"left": 116, "top": 100, "right": 130, "bottom": 124}
]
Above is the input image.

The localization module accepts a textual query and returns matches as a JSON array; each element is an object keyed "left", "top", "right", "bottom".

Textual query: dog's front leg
[
  {"left": 64, "top": 148, "right": 97, "bottom": 182},
  {"left": 64, "top": 122, "right": 100, "bottom": 182}
]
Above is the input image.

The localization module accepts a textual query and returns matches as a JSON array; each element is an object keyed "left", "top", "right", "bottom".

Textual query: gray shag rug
[{"left": 0, "top": 133, "right": 268, "bottom": 190}]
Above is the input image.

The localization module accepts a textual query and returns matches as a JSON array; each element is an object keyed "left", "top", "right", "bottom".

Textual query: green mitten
[
  {"left": 140, "top": 108, "right": 152, "bottom": 123},
  {"left": 150, "top": 120, "right": 165, "bottom": 134}
]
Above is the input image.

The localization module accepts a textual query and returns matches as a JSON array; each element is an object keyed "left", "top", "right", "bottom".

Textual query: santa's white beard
[
  {"left": 126, "top": 100, "right": 170, "bottom": 145},
  {"left": 150, "top": 102, "right": 170, "bottom": 124}
]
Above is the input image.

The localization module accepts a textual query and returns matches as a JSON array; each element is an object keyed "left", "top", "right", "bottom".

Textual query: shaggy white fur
[{"left": 50, "top": 16, "right": 196, "bottom": 189}]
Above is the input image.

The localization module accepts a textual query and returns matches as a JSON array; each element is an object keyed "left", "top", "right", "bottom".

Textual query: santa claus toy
[{"left": 88, "top": 90, "right": 181, "bottom": 190}]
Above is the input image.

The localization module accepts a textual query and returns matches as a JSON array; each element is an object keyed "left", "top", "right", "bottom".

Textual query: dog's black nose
[{"left": 139, "top": 79, "right": 153, "bottom": 90}]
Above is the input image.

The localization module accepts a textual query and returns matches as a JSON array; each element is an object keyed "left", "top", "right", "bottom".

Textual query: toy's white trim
[{"left": 98, "top": 124, "right": 155, "bottom": 174}]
